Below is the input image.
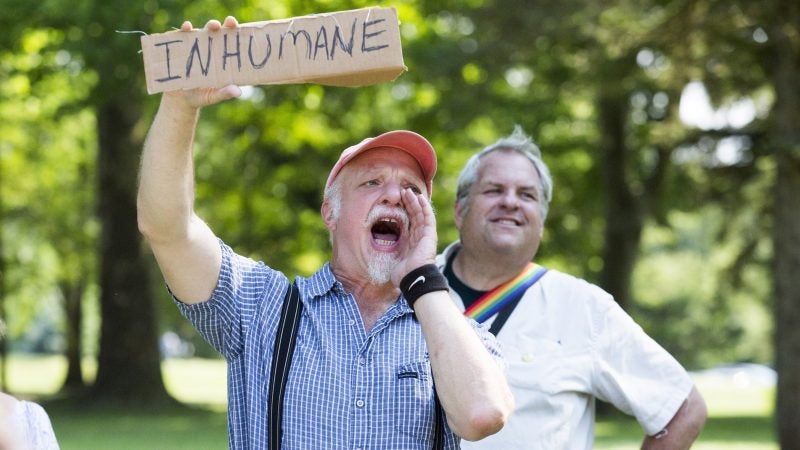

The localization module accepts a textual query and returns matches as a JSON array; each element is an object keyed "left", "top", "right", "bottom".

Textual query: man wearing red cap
[{"left": 136, "top": 16, "right": 512, "bottom": 450}]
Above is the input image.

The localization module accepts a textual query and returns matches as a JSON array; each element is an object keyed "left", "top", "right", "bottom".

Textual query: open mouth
[{"left": 371, "top": 217, "right": 402, "bottom": 246}]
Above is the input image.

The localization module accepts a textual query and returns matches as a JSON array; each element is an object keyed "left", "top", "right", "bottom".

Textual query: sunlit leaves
[
  {"left": 0, "top": 21, "right": 97, "bottom": 349},
  {"left": 0, "top": 0, "right": 787, "bottom": 377}
]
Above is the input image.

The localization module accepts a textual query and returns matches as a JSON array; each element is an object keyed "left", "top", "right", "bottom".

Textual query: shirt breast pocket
[
  {"left": 505, "top": 336, "right": 566, "bottom": 395},
  {"left": 394, "top": 360, "right": 436, "bottom": 440}
]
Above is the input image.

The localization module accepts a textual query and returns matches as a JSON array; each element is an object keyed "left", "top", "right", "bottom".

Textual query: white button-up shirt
[{"left": 437, "top": 241, "right": 693, "bottom": 450}]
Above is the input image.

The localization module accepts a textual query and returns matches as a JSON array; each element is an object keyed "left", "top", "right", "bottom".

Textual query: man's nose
[
  {"left": 500, "top": 191, "right": 520, "bottom": 209},
  {"left": 380, "top": 181, "right": 403, "bottom": 206}
]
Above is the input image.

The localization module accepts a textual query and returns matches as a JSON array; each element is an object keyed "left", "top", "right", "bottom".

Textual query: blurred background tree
[{"left": 0, "top": 0, "right": 797, "bottom": 444}]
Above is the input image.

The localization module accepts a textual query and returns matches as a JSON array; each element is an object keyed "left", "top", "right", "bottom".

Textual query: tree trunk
[
  {"left": 597, "top": 91, "right": 644, "bottom": 311},
  {"left": 60, "top": 280, "right": 85, "bottom": 392},
  {"left": 772, "top": 1, "right": 800, "bottom": 445},
  {"left": 91, "top": 99, "right": 170, "bottom": 405},
  {"left": 0, "top": 193, "right": 6, "bottom": 392}
]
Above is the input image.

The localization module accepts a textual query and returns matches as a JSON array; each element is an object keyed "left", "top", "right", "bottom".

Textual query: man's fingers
[
  {"left": 184, "top": 16, "right": 238, "bottom": 33},
  {"left": 222, "top": 16, "right": 239, "bottom": 28},
  {"left": 218, "top": 85, "right": 243, "bottom": 100},
  {"left": 204, "top": 19, "right": 222, "bottom": 31},
  {"left": 201, "top": 85, "right": 242, "bottom": 105},
  {"left": 404, "top": 190, "right": 433, "bottom": 223}
]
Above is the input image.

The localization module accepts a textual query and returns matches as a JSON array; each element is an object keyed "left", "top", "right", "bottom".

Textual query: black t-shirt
[{"left": 443, "top": 250, "right": 487, "bottom": 310}]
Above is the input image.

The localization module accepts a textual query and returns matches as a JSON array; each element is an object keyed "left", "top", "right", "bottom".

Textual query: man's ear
[
  {"left": 453, "top": 201, "right": 464, "bottom": 230},
  {"left": 321, "top": 200, "right": 336, "bottom": 230}
]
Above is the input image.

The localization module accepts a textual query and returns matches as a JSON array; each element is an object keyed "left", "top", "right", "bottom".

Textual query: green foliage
[
  {"left": 0, "top": 25, "right": 98, "bottom": 352},
  {"left": 0, "top": 0, "right": 790, "bottom": 391},
  {"left": 632, "top": 209, "right": 772, "bottom": 368}
]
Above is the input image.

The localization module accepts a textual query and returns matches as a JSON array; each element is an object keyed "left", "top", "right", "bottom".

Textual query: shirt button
[
  {"left": 355, "top": 399, "right": 365, "bottom": 408},
  {"left": 349, "top": 319, "right": 355, "bottom": 326},
  {"left": 358, "top": 357, "right": 366, "bottom": 365},
  {"left": 522, "top": 353, "right": 534, "bottom": 362}
]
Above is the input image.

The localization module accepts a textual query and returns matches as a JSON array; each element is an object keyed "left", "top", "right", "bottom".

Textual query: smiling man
[
  {"left": 136, "top": 16, "right": 512, "bottom": 450},
  {"left": 437, "top": 125, "right": 707, "bottom": 450}
]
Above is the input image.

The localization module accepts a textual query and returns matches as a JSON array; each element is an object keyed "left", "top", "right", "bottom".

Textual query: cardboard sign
[{"left": 140, "top": 7, "right": 406, "bottom": 94}]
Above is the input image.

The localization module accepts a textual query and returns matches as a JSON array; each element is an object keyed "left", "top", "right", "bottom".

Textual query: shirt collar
[
  {"left": 306, "top": 262, "right": 415, "bottom": 316},
  {"left": 436, "top": 240, "right": 462, "bottom": 271},
  {"left": 305, "top": 262, "right": 341, "bottom": 300}
]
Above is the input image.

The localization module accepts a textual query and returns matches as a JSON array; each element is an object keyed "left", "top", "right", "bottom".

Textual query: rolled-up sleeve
[{"left": 591, "top": 298, "right": 693, "bottom": 435}]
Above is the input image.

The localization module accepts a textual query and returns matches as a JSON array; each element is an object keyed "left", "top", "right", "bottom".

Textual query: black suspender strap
[
  {"left": 433, "top": 384, "right": 445, "bottom": 450},
  {"left": 267, "top": 281, "right": 444, "bottom": 449},
  {"left": 268, "top": 282, "right": 302, "bottom": 450},
  {"left": 487, "top": 292, "right": 526, "bottom": 336}
]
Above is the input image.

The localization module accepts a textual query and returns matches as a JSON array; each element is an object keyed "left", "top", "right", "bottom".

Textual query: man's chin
[
  {"left": 367, "top": 252, "right": 400, "bottom": 285},
  {"left": 490, "top": 237, "right": 532, "bottom": 253}
]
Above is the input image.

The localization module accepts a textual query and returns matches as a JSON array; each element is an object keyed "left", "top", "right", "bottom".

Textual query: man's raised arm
[{"left": 137, "top": 18, "right": 243, "bottom": 304}]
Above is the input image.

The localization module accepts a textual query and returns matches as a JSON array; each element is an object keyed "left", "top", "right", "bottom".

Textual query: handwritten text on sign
[{"left": 140, "top": 7, "right": 405, "bottom": 94}]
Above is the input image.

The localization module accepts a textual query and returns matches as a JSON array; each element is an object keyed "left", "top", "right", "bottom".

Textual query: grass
[
  {"left": 5, "top": 355, "right": 228, "bottom": 450},
  {"left": 596, "top": 415, "right": 776, "bottom": 450},
  {"left": 45, "top": 402, "right": 228, "bottom": 450},
  {"left": 4, "top": 355, "right": 778, "bottom": 449}
]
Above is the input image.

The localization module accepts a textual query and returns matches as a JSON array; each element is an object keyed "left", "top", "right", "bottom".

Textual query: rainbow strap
[{"left": 464, "top": 262, "right": 548, "bottom": 324}]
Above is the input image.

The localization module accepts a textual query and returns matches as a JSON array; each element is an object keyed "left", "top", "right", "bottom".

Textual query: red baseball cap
[{"left": 325, "top": 130, "right": 437, "bottom": 195}]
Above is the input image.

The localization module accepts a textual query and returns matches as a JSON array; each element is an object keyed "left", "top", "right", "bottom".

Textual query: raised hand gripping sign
[{"left": 140, "top": 7, "right": 406, "bottom": 94}]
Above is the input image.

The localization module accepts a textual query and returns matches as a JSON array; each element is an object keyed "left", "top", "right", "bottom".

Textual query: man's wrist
[{"left": 400, "top": 264, "right": 449, "bottom": 309}]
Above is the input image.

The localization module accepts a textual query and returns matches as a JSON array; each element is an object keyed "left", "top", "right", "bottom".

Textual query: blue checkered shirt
[{"left": 176, "top": 242, "right": 501, "bottom": 449}]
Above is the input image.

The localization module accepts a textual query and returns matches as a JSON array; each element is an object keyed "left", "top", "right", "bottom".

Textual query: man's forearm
[
  {"left": 137, "top": 93, "right": 224, "bottom": 304},
  {"left": 413, "top": 291, "right": 514, "bottom": 441},
  {"left": 137, "top": 94, "right": 201, "bottom": 242},
  {"left": 641, "top": 386, "right": 707, "bottom": 450}
]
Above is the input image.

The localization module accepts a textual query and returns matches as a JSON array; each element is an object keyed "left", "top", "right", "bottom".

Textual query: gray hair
[
  {"left": 324, "top": 177, "right": 343, "bottom": 220},
  {"left": 323, "top": 178, "right": 343, "bottom": 246},
  {"left": 455, "top": 125, "right": 553, "bottom": 220}
]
